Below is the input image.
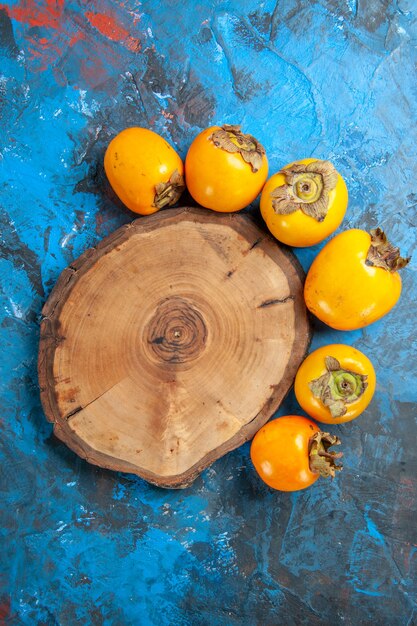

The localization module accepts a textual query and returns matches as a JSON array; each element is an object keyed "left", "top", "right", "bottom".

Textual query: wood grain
[{"left": 38, "top": 207, "right": 311, "bottom": 488}]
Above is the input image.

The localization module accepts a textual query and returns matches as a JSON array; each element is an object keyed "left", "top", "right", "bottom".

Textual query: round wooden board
[{"left": 38, "top": 207, "right": 311, "bottom": 488}]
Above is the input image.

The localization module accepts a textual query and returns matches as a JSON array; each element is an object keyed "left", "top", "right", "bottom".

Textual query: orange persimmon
[
  {"left": 250, "top": 415, "right": 342, "bottom": 492},
  {"left": 304, "top": 228, "right": 410, "bottom": 330},
  {"left": 185, "top": 124, "right": 268, "bottom": 212},
  {"left": 294, "top": 344, "right": 376, "bottom": 424},
  {"left": 260, "top": 158, "right": 348, "bottom": 247},
  {"left": 104, "top": 127, "right": 184, "bottom": 215}
]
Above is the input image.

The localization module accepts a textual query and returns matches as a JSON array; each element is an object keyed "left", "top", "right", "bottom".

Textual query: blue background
[{"left": 1, "top": 0, "right": 417, "bottom": 624}]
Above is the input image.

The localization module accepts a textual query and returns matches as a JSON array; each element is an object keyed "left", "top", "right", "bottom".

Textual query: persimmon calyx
[
  {"left": 270, "top": 160, "right": 338, "bottom": 222},
  {"left": 153, "top": 170, "right": 185, "bottom": 209},
  {"left": 209, "top": 125, "right": 265, "bottom": 173},
  {"left": 366, "top": 228, "right": 410, "bottom": 272},
  {"left": 309, "top": 431, "right": 343, "bottom": 478},
  {"left": 309, "top": 356, "right": 367, "bottom": 418}
]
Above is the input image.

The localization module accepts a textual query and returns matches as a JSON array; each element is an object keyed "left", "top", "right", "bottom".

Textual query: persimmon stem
[
  {"left": 318, "top": 450, "right": 343, "bottom": 460},
  {"left": 209, "top": 125, "right": 265, "bottom": 173},
  {"left": 366, "top": 228, "right": 410, "bottom": 272},
  {"left": 270, "top": 160, "right": 338, "bottom": 222},
  {"left": 309, "top": 356, "right": 367, "bottom": 418},
  {"left": 309, "top": 431, "right": 343, "bottom": 478},
  {"left": 153, "top": 170, "right": 185, "bottom": 209}
]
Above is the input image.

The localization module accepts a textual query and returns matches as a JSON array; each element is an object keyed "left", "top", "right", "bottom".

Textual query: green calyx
[
  {"left": 209, "top": 124, "right": 265, "bottom": 173},
  {"left": 293, "top": 172, "right": 323, "bottom": 203},
  {"left": 153, "top": 169, "right": 185, "bottom": 209},
  {"left": 270, "top": 159, "right": 338, "bottom": 222},
  {"left": 309, "top": 431, "right": 343, "bottom": 478},
  {"left": 366, "top": 227, "right": 410, "bottom": 272},
  {"left": 309, "top": 356, "right": 368, "bottom": 418}
]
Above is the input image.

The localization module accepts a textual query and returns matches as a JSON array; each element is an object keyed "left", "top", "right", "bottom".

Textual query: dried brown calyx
[
  {"left": 366, "top": 228, "right": 410, "bottom": 272},
  {"left": 309, "top": 431, "right": 343, "bottom": 478},
  {"left": 153, "top": 170, "right": 185, "bottom": 209},
  {"left": 209, "top": 124, "right": 265, "bottom": 173},
  {"left": 309, "top": 356, "right": 367, "bottom": 418},
  {"left": 270, "top": 159, "right": 338, "bottom": 222}
]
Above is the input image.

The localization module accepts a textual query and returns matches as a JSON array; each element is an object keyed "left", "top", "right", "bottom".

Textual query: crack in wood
[
  {"left": 249, "top": 237, "right": 262, "bottom": 250},
  {"left": 258, "top": 295, "right": 295, "bottom": 308},
  {"left": 64, "top": 380, "right": 125, "bottom": 421},
  {"left": 64, "top": 405, "right": 83, "bottom": 420}
]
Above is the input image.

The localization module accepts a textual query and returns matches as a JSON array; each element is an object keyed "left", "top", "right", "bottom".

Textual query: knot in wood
[{"left": 145, "top": 296, "right": 207, "bottom": 364}]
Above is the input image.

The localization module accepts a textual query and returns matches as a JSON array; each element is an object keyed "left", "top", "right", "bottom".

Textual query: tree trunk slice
[{"left": 38, "top": 207, "right": 311, "bottom": 488}]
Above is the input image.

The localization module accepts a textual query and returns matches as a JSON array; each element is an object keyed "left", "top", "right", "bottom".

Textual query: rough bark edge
[{"left": 38, "top": 207, "right": 312, "bottom": 489}]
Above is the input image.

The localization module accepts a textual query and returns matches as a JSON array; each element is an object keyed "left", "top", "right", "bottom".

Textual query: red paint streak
[
  {"left": 85, "top": 10, "right": 140, "bottom": 50},
  {"left": 26, "top": 33, "right": 64, "bottom": 71},
  {"left": 1, "top": 0, "right": 83, "bottom": 72},
  {"left": 1, "top": 0, "right": 65, "bottom": 29},
  {"left": 86, "top": 11, "right": 129, "bottom": 41},
  {"left": 125, "top": 36, "right": 141, "bottom": 52},
  {"left": 69, "top": 30, "right": 85, "bottom": 47},
  {"left": 1, "top": 1, "right": 141, "bottom": 87},
  {"left": 0, "top": 596, "right": 11, "bottom": 625}
]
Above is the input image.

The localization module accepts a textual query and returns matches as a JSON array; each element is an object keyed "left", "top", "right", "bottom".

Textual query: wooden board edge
[{"left": 38, "top": 206, "right": 312, "bottom": 488}]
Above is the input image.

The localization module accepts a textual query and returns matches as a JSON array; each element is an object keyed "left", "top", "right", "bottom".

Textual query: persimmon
[
  {"left": 304, "top": 228, "right": 410, "bottom": 330},
  {"left": 250, "top": 415, "right": 342, "bottom": 492},
  {"left": 104, "top": 127, "right": 184, "bottom": 215},
  {"left": 260, "top": 158, "right": 348, "bottom": 247},
  {"left": 294, "top": 345, "right": 376, "bottom": 424},
  {"left": 185, "top": 124, "right": 268, "bottom": 212}
]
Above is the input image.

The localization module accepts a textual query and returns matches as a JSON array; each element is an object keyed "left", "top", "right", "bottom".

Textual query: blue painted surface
[{"left": 1, "top": 1, "right": 417, "bottom": 624}]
